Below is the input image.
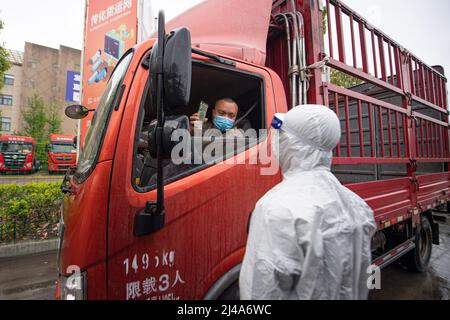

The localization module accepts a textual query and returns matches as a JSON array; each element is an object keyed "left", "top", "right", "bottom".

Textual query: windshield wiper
[
  {"left": 191, "top": 48, "right": 236, "bottom": 67},
  {"left": 142, "top": 47, "right": 236, "bottom": 69}
]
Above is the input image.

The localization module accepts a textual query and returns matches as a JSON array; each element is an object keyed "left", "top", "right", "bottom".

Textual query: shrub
[{"left": 0, "top": 182, "right": 63, "bottom": 243}]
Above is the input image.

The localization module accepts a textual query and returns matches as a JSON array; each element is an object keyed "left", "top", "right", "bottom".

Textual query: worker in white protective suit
[{"left": 239, "top": 105, "right": 377, "bottom": 300}]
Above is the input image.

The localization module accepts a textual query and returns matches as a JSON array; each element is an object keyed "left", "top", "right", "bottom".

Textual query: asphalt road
[
  {"left": 0, "top": 250, "right": 57, "bottom": 300},
  {"left": 369, "top": 216, "right": 450, "bottom": 300},
  {"left": 0, "top": 219, "right": 449, "bottom": 300}
]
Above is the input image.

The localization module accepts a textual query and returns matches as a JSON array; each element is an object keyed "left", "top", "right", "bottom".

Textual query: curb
[{"left": 0, "top": 239, "right": 58, "bottom": 258}]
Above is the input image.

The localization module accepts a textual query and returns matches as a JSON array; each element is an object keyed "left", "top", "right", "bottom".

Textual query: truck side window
[{"left": 132, "top": 61, "right": 266, "bottom": 192}]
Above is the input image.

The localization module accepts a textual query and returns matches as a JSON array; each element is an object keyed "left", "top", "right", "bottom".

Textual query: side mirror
[
  {"left": 150, "top": 28, "right": 192, "bottom": 112},
  {"left": 135, "top": 11, "right": 191, "bottom": 238},
  {"left": 65, "top": 105, "right": 92, "bottom": 120},
  {"left": 149, "top": 115, "right": 190, "bottom": 158}
]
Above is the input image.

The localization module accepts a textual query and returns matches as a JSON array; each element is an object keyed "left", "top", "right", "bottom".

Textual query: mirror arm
[
  {"left": 134, "top": 10, "right": 166, "bottom": 238},
  {"left": 155, "top": 10, "right": 166, "bottom": 217}
]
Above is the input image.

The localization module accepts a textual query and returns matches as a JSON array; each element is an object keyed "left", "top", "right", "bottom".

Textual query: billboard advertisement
[
  {"left": 65, "top": 71, "right": 81, "bottom": 103},
  {"left": 81, "top": 0, "right": 138, "bottom": 143}
]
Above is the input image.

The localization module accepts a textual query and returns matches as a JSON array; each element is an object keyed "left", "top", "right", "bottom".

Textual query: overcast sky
[{"left": 0, "top": 0, "right": 449, "bottom": 76}]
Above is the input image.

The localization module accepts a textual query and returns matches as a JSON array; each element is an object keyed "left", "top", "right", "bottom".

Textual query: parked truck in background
[
  {"left": 57, "top": 0, "right": 449, "bottom": 300},
  {"left": 0, "top": 135, "right": 40, "bottom": 175},
  {"left": 47, "top": 134, "right": 76, "bottom": 174}
]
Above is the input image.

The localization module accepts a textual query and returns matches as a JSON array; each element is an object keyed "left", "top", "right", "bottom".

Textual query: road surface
[{"left": 0, "top": 250, "right": 57, "bottom": 300}]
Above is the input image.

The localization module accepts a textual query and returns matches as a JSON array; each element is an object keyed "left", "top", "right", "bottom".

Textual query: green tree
[
  {"left": 21, "top": 96, "right": 63, "bottom": 163},
  {"left": 21, "top": 95, "right": 49, "bottom": 161},
  {"left": 22, "top": 95, "right": 47, "bottom": 140},
  {"left": 322, "top": 7, "right": 327, "bottom": 34},
  {"left": 330, "top": 68, "right": 363, "bottom": 88},
  {"left": 47, "top": 102, "right": 62, "bottom": 134},
  {"left": 0, "top": 20, "right": 11, "bottom": 92}
]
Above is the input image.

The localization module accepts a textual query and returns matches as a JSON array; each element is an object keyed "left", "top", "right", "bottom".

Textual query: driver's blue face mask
[{"left": 213, "top": 116, "right": 235, "bottom": 133}]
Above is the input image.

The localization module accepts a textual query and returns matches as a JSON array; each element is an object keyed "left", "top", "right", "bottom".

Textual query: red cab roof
[
  {"left": 0, "top": 135, "right": 36, "bottom": 144},
  {"left": 165, "top": 0, "right": 272, "bottom": 66},
  {"left": 50, "top": 134, "right": 75, "bottom": 143}
]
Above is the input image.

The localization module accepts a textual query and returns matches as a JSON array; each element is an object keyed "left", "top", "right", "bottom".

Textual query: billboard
[
  {"left": 81, "top": 0, "right": 138, "bottom": 142},
  {"left": 65, "top": 71, "right": 81, "bottom": 103}
]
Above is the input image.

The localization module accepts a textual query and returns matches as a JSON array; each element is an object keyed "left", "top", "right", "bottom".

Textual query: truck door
[{"left": 106, "top": 55, "right": 282, "bottom": 300}]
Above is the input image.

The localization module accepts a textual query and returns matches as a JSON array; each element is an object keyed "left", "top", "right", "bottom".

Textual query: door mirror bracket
[
  {"left": 133, "top": 9, "right": 192, "bottom": 237},
  {"left": 134, "top": 202, "right": 165, "bottom": 237}
]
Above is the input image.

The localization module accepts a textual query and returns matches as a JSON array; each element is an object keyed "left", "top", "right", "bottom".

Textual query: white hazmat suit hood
[{"left": 240, "top": 105, "right": 377, "bottom": 300}]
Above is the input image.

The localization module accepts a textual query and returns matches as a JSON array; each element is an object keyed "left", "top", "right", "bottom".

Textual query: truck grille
[
  {"left": 3, "top": 153, "right": 26, "bottom": 169},
  {"left": 56, "top": 157, "right": 73, "bottom": 161}
]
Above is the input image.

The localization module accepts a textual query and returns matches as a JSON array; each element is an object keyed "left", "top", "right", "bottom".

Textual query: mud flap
[{"left": 432, "top": 222, "right": 440, "bottom": 245}]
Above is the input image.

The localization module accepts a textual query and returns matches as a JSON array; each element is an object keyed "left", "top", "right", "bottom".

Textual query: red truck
[
  {"left": 0, "top": 135, "right": 40, "bottom": 174},
  {"left": 57, "top": 0, "right": 448, "bottom": 300},
  {"left": 47, "top": 134, "right": 77, "bottom": 174}
]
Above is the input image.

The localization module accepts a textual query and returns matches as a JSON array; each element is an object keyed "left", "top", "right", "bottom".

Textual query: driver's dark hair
[{"left": 215, "top": 97, "right": 238, "bottom": 108}]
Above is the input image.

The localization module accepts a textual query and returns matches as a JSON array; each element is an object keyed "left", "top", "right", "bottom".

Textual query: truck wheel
[
  {"left": 401, "top": 216, "right": 433, "bottom": 273},
  {"left": 217, "top": 280, "right": 240, "bottom": 300}
]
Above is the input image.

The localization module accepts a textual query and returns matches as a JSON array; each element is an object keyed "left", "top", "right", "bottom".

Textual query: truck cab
[
  {"left": 0, "top": 135, "right": 39, "bottom": 174},
  {"left": 47, "top": 134, "right": 77, "bottom": 174},
  {"left": 58, "top": 0, "right": 448, "bottom": 300},
  {"left": 58, "top": 1, "right": 284, "bottom": 300}
]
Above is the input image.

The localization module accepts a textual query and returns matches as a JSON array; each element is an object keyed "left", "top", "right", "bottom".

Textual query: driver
[{"left": 189, "top": 98, "right": 251, "bottom": 136}]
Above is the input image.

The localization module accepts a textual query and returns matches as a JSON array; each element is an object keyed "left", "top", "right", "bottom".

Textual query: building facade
[
  {"left": 0, "top": 49, "right": 23, "bottom": 134},
  {"left": 0, "top": 43, "right": 81, "bottom": 136}
]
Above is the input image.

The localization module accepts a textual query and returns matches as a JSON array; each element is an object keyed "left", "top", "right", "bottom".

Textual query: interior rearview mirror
[
  {"left": 65, "top": 105, "right": 91, "bottom": 120},
  {"left": 150, "top": 28, "right": 192, "bottom": 112}
]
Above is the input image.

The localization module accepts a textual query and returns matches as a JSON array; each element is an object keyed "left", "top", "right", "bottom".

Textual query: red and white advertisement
[{"left": 80, "top": 0, "right": 138, "bottom": 143}]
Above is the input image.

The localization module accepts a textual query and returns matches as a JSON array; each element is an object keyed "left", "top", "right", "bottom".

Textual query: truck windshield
[
  {"left": 0, "top": 142, "right": 33, "bottom": 154},
  {"left": 52, "top": 144, "right": 76, "bottom": 154},
  {"left": 76, "top": 51, "right": 133, "bottom": 179}
]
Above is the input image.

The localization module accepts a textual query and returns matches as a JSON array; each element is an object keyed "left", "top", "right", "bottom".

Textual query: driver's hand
[{"left": 190, "top": 113, "right": 208, "bottom": 126}]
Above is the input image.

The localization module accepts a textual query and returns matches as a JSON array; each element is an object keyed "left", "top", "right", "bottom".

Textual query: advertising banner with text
[{"left": 81, "top": 0, "right": 138, "bottom": 143}]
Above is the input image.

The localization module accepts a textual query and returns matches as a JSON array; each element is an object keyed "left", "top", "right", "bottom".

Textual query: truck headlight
[
  {"left": 59, "top": 270, "right": 87, "bottom": 300},
  {"left": 25, "top": 163, "right": 32, "bottom": 168}
]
